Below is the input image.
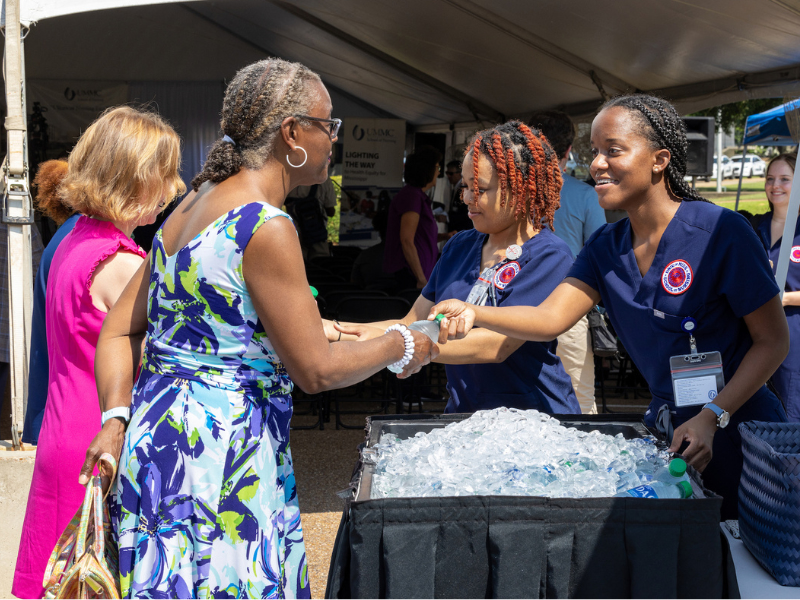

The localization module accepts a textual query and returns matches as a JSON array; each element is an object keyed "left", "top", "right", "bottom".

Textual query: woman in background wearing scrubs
[
  {"left": 333, "top": 120, "right": 580, "bottom": 415},
  {"left": 756, "top": 152, "right": 799, "bottom": 421},
  {"left": 430, "top": 95, "right": 788, "bottom": 519}
]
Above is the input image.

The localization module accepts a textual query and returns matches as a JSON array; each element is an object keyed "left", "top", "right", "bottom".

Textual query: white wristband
[
  {"left": 102, "top": 406, "right": 131, "bottom": 427},
  {"left": 385, "top": 325, "right": 414, "bottom": 373}
]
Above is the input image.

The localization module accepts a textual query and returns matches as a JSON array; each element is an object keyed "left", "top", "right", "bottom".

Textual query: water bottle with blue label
[{"left": 614, "top": 480, "right": 693, "bottom": 499}]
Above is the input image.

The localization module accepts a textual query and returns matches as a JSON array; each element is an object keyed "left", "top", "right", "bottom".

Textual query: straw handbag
[{"left": 42, "top": 453, "right": 121, "bottom": 599}]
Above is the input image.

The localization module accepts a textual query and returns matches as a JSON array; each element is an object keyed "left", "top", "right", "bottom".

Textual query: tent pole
[
  {"left": 774, "top": 164, "right": 800, "bottom": 296},
  {"left": 715, "top": 110, "right": 723, "bottom": 193},
  {"left": 2, "top": 0, "right": 33, "bottom": 450},
  {"left": 734, "top": 145, "right": 747, "bottom": 212}
]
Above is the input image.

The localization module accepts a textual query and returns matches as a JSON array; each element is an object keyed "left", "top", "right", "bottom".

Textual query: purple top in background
[{"left": 383, "top": 184, "right": 439, "bottom": 279}]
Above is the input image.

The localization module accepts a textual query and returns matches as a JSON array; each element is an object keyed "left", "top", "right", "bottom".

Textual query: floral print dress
[{"left": 113, "top": 202, "right": 310, "bottom": 599}]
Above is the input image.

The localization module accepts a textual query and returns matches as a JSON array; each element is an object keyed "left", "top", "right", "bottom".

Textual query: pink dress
[{"left": 13, "top": 217, "right": 145, "bottom": 598}]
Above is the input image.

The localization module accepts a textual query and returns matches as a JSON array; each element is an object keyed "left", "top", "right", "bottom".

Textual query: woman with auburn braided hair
[
  {"left": 77, "top": 58, "right": 436, "bottom": 598},
  {"left": 430, "top": 94, "right": 788, "bottom": 519},
  {"left": 335, "top": 120, "right": 580, "bottom": 415}
]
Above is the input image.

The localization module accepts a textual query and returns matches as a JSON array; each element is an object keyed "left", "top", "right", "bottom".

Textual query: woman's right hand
[
  {"left": 78, "top": 419, "right": 126, "bottom": 493},
  {"left": 396, "top": 329, "right": 439, "bottom": 377},
  {"left": 428, "top": 299, "right": 476, "bottom": 342}
]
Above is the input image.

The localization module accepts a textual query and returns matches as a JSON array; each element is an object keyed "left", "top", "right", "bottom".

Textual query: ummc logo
[
  {"left": 352, "top": 124, "right": 396, "bottom": 141},
  {"left": 63, "top": 88, "right": 101, "bottom": 101}
]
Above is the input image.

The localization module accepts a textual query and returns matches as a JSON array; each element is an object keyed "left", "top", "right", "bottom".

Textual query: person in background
[
  {"left": 21, "top": 159, "right": 79, "bottom": 446},
  {"left": 334, "top": 121, "right": 580, "bottom": 416},
  {"left": 531, "top": 110, "right": 607, "bottom": 414},
  {"left": 13, "top": 106, "right": 185, "bottom": 598},
  {"left": 445, "top": 158, "right": 472, "bottom": 232},
  {"left": 77, "top": 59, "right": 436, "bottom": 598},
  {"left": 384, "top": 146, "right": 449, "bottom": 289},
  {"left": 431, "top": 94, "right": 788, "bottom": 520},
  {"left": 755, "top": 152, "right": 799, "bottom": 421},
  {"left": 351, "top": 209, "right": 389, "bottom": 288},
  {"left": 285, "top": 170, "right": 337, "bottom": 260}
]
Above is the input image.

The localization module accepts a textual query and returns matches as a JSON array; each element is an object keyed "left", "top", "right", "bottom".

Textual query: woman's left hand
[
  {"left": 668, "top": 409, "right": 717, "bottom": 472},
  {"left": 78, "top": 418, "right": 126, "bottom": 493}
]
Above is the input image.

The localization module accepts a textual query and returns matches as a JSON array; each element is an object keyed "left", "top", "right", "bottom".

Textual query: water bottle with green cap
[
  {"left": 407, "top": 314, "right": 445, "bottom": 341},
  {"left": 654, "top": 458, "right": 689, "bottom": 485},
  {"left": 386, "top": 315, "right": 444, "bottom": 374}
]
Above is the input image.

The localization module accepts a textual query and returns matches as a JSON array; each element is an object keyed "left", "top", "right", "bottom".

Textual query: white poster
[
  {"left": 27, "top": 80, "right": 129, "bottom": 144},
  {"left": 342, "top": 118, "right": 405, "bottom": 188}
]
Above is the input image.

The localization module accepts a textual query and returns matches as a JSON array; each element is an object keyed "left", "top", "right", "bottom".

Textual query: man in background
[
  {"left": 285, "top": 174, "right": 337, "bottom": 260},
  {"left": 531, "top": 110, "right": 606, "bottom": 414},
  {"left": 445, "top": 159, "right": 472, "bottom": 233}
]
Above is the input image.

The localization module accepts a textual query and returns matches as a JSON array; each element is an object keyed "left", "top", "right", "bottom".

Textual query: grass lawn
[{"left": 695, "top": 177, "right": 770, "bottom": 216}]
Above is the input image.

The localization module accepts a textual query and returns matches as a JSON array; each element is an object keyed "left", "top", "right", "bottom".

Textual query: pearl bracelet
[{"left": 385, "top": 324, "right": 414, "bottom": 373}]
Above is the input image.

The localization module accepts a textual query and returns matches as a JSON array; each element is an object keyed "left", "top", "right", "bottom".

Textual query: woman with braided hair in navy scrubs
[{"left": 430, "top": 94, "right": 788, "bottom": 520}]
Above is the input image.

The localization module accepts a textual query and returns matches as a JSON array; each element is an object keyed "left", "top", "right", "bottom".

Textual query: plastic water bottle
[
  {"left": 654, "top": 458, "right": 689, "bottom": 485},
  {"left": 387, "top": 315, "right": 444, "bottom": 373},
  {"left": 614, "top": 480, "right": 693, "bottom": 499},
  {"left": 407, "top": 314, "right": 445, "bottom": 341}
]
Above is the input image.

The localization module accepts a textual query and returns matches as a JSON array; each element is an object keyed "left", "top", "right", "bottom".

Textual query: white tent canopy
[{"left": 9, "top": 0, "right": 800, "bottom": 128}]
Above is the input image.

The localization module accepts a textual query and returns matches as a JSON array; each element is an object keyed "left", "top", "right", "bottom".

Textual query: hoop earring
[{"left": 286, "top": 146, "right": 308, "bottom": 168}]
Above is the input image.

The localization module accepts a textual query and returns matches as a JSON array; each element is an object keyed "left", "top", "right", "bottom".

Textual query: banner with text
[
  {"left": 342, "top": 118, "right": 405, "bottom": 188},
  {"left": 27, "top": 80, "right": 129, "bottom": 144}
]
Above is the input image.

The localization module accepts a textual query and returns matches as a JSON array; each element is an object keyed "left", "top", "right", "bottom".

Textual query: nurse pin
[{"left": 506, "top": 244, "right": 522, "bottom": 261}]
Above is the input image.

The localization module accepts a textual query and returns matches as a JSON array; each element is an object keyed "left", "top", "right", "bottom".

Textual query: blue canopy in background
[
  {"left": 738, "top": 98, "right": 800, "bottom": 296},
  {"left": 743, "top": 100, "right": 800, "bottom": 146}
]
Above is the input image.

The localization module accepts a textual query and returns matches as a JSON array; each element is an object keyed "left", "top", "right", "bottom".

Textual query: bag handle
[
  {"left": 75, "top": 453, "right": 118, "bottom": 558},
  {"left": 74, "top": 479, "right": 96, "bottom": 559},
  {"left": 98, "top": 453, "right": 118, "bottom": 501}
]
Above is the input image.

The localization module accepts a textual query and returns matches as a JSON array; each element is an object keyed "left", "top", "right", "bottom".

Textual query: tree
[{"left": 691, "top": 98, "right": 785, "bottom": 144}]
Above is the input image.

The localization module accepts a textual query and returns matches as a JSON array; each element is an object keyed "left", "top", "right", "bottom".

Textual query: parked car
[
  {"left": 731, "top": 155, "right": 766, "bottom": 178},
  {"left": 713, "top": 155, "right": 734, "bottom": 179},
  {"left": 565, "top": 150, "right": 591, "bottom": 181},
  {"left": 701, "top": 155, "right": 734, "bottom": 181}
]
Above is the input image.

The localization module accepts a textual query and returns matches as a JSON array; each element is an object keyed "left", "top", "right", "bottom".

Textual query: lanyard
[
  {"left": 464, "top": 244, "right": 522, "bottom": 307},
  {"left": 669, "top": 315, "right": 725, "bottom": 407}
]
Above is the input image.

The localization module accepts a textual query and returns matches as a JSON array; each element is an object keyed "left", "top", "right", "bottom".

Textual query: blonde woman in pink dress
[{"left": 13, "top": 106, "right": 185, "bottom": 598}]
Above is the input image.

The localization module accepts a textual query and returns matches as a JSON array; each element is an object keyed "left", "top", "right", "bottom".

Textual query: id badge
[{"left": 669, "top": 351, "right": 725, "bottom": 407}]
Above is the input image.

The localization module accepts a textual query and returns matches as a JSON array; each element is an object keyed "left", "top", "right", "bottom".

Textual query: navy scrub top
[
  {"left": 756, "top": 212, "right": 800, "bottom": 291},
  {"left": 756, "top": 212, "right": 800, "bottom": 420},
  {"left": 568, "top": 201, "right": 780, "bottom": 424},
  {"left": 421, "top": 227, "right": 580, "bottom": 414}
]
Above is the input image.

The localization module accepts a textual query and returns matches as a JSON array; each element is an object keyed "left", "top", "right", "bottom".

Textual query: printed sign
[
  {"left": 27, "top": 80, "right": 129, "bottom": 144},
  {"left": 342, "top": 118, "right": 405, "bottom": 188}
]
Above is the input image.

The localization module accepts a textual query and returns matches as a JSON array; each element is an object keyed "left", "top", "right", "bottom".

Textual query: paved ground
[{"left": 0, "top": 426, "right": 364, "bottom": 600}]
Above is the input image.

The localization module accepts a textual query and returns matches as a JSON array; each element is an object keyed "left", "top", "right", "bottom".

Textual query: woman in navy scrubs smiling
[
  {"left": 334, "top": 120, "right": 580, "bottom": 415},
  {"left": 430, "top": 95, "right": 788, "bottom": 519}
]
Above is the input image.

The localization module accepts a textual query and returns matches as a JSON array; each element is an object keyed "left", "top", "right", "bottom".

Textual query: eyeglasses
[{"left": 295, "top": 115, "right": 342, "bottom": 139}]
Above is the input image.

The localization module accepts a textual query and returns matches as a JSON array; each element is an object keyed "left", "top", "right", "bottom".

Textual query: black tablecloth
[
  {"left": 326, "top": 495, "right": 741, "bottom": 598},
  {"left": 325, "top": 414, "right": 739, "bottom": 598}
]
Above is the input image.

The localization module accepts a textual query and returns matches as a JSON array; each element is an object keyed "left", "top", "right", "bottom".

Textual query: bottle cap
[
  {"left": 668, "top": 458, "right": 687, "bottom": 477},
  {"left": 434, "top": 314, "right": 445, "bottom": 324},
  {"left": 309, "top": 286, "right": 318, "bottom": 298},
  {"left": 677, "top": 480, "right": 693, "bottom": 499}
]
